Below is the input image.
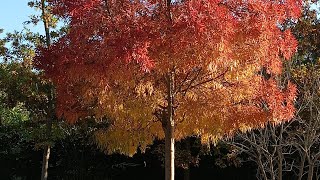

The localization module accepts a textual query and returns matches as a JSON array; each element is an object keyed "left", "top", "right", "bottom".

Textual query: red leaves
[
  {"left": 48, "top": 0, "right": 101, "bottom": 17},
  {"left": 130, "top": 42, "right": 154, "bottom": 71}
]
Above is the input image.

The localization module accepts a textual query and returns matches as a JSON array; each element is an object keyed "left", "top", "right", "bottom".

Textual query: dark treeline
[{"left": 0, "top": 122, "right": 255, "bottom": 180}]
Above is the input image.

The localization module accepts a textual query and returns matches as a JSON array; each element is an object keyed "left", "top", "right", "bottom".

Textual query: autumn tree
[{"left": 35, "top": 0, "right": 301, "bottom": 179}]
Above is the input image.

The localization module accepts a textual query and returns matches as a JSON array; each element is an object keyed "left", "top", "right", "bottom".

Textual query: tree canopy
[{"left": 36, "top": 0, "right": 300, "bottom": 157}]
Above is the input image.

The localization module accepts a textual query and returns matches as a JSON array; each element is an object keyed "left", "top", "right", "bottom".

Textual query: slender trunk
[
  {"left": 41, "top": 115, "right": 52, "bottom": 180},
  {"left": 41, "top": 114, "right": 52, "bottom": 180},
  {"left": 298, "top": 153, "right": 306, "bottom": 180},
  {"left": 164, "top": 71, "right": 175, "bottom": 180},
  {"left": 257, "top": 154, "right": 268, "bottom": 180},
  {"left": 307, "top": 163, "right": 314, "bottom": 180},
  {"left": 164, "top": 123, "right": 175, "bottom": 180},
  {"left": 269, "top": 156, "right": 275, "bottom": 180},
  {"left": 276, "top": 125, "right": 283, "bottom": 180},
  {"left": 277, "top": 149, "right": 283, "bottom": 180},
  {"left": 40, "top": 1, "right": 52, "bottom": 180},
  {"left": 41, "top": 0, "right": 51, "bottom": 46},
  {"left": 315, "top": 166, "right": 319, "bottom": 180},
  {"left": 41, "top": 145, "right": 50, "bottom": 180}
]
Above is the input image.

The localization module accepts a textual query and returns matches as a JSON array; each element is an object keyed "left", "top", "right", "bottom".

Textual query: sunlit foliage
[{"left": 36, "top": 0, "right": 300, "bottom": 155}]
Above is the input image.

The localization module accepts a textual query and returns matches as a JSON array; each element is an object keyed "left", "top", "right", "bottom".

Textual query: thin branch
[{"left": 180, "top": 69, "right": 228, "bottom": 94}]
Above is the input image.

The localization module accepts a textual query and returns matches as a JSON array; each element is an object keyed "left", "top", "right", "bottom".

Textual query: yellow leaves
[
  {"left": 94, "top": 113, "right": 163, "bottom": 156},
  {"left": 207, "top": 61, "right": 218, "bottom": 72},
  {"left": 291, "top": 64, "right": 309, "bottom": 82},
  {"left": 95, "top": 129, "right": 142, "bottom": 156},
  {"left": 225, "top": 63, "right": 256, "bottom": 83},
  {"left": 217, "top": 41, "right": 226, "bottom": 52},
  {"left": 135, "top": 81, "right": 154, "bottom": 97},
  {"left": 200, "top": 134, "right": 221, "bottom": 146},
  {"left": 89, "top": 78, "right": 168, "bottom": 155}
]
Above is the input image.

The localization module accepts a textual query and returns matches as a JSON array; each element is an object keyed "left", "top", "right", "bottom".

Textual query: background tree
[
  {"left": 290, "top": 60, "right": 320, "bottom": 180},
  {"left": 229, "top": 2, "right": 320, "bottom": 180},
  {"left": 0, "top": 1, "right": 66, "bottom": 179},
  {"left": 286, "top": 8, "right": 320, "bottom": 178},
  {"left": 36, "top": 0, "right": 301, "bottom": 179}
]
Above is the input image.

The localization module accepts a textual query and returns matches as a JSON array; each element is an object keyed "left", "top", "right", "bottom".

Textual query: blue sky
[
  {"left": 0, "top": 1, "right": 318, "bottom": 36},
  {"left": 0, "top": 0, "right": 43, "bottom": 36}
]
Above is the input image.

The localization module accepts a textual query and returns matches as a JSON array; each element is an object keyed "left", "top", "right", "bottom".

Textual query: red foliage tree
[{"left": 35, "top": 0, "right": 301, "bottom": 179}]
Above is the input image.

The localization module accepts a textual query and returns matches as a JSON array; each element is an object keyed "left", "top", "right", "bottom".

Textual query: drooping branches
[{"left": 36, "top": 0, "right": 300, "bottom": 157}]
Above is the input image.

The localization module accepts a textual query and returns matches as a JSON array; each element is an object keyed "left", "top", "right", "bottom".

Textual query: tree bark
[
  {"left": 276, "top": 125, "right": 283, "bottom": 180},
  {"left": 269, "top": 156, "right": 275, "bottom": 180},
  {"left": 41, "top": 0, "right": 51, "bottom": 46},
  {"left": 164, "top": 71, "right": 175, "bottom": 180},
  {"left": 257, "top": 153, "right": 268, "bottom": 180},
  {"left": 277, "top": 148, "right": 283, "bottom": 180},
  {"left": 298, "top": 153, "right": 306, "bottom": 180},
  {"left": 307, "top": 163, "right": 314, "bottom": 180},
  {"left": 164, "top": 123, "right": 175, "bottom": 180},
  {"left": 41, "top": 145, "right": 50, "bottom": 180}
]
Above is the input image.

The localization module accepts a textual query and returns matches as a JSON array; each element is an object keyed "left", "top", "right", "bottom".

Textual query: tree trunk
[
  {"left": 269, "top": 156, "right": 275, "bottom": 180},
  {"left": 40, "top": 1, "right": 52, "bottom": 180},
  {"left": 307, "top": 163, "right": 314, "bottom": 180},
  {"left": 41, "top": 115, "right": 52, "bottom": 180},
  {"left": 41, "top": 0, "right": 51, "bottom": 47},
  {"left": 164, "top": 71, "right": 175, "bottom": 180},
  {"left": 298, "top": 153, "right": 306, "bottom": 180},
  {"left": 257, "top": 154, "right": 268, "bottom": 180},
  {"left": 277, "top": 147, "right": 283, "bottom": 180},
  {"left": 276, "top": 125, "right": 283, "bottom": 180},
  {"left": 164, "top": 123, "right": 175, "bottom": 180},
  {"left": 41, "top": 146, "right": 50, "bottom": 180}
]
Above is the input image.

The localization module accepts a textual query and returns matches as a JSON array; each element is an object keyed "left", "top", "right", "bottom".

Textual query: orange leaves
[
  {"left": 280, "top": 30, "right": 298, "bottom": 60},
  {"left": 258, "top": 79, "right": 297, "bottom": 123}
]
